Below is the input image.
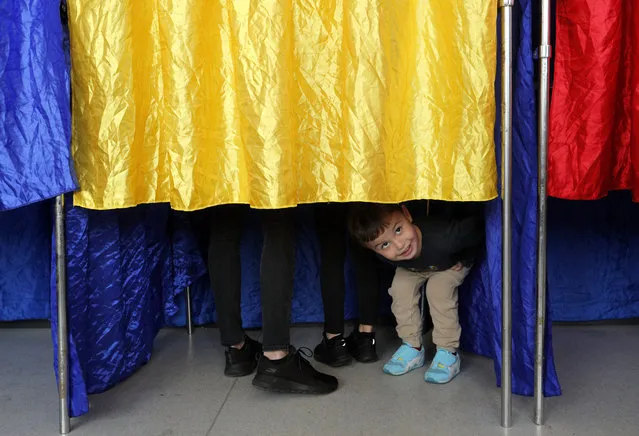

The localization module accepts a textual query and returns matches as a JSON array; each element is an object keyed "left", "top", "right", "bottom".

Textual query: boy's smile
[{"left": 366, "top": 206, "right": 422, "bottom": 262}]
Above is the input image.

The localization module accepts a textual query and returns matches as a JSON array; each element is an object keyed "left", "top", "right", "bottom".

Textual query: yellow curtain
[{"left": 68, "top": 0, "right": 497, "bottom": 211}]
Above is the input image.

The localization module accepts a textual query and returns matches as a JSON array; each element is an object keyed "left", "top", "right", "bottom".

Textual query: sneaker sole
[
  {"left": 224, "top": 362, "right": 258, "bottom": 377},
  {"left": 351, "top": 353, "right": 379, "bottom": 363},
  {"left": 314, "top": 354, "right": 352, "bottom": 368},
  {"left": 425, "top": 370, "right": 460, "bottom": 384},
  {"left": 347, "top": 343, "right": 379, "bottom": 363},
  {"left": 252, "top": 374, "right": 337, "bottom": 394},
  {"left": 383, "top": 361, "right": 425, "bottom": 376},
  {"left": 424, "top": 378, "right": 455, "bottom": 384}
]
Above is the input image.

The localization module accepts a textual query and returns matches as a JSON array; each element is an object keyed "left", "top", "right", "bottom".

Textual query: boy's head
[{"left": 348, "top": 203, "right": 422, "bottom": 261}]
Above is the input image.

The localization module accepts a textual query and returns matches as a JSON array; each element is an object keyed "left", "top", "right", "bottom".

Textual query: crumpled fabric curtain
[
  {"left": 0, "top": 203, "right": 51, "bottom": 321},
  {"left": 0, "top": 0, "right": 77, "bottom": 211},
  {"left": 548, "top": 193, "right": 639, "bottom": 322},
  {"left": 50, "top": 201, "right": 207, "bottom": 417},
  {"left": 548, "top": 0, "right": 639, "bottom": 201},
  {"left": 67, "top": 0, "right": 497, "bottom": 210}
]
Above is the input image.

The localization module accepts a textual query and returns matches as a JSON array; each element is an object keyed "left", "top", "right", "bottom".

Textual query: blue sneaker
[
  {"left": 383, "top": 343, "right": 425, "bottom": 375},
  {"left": 424, "top": 349, "right": 460, "bottom": 384}
]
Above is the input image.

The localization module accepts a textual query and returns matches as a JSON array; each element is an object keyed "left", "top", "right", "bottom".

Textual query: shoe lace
[
  {"left": 295, "top": 347, "right": 314, "bottom": 371},
  {"left": 297, "top": 346, "right": 313, "bottom": 358}
]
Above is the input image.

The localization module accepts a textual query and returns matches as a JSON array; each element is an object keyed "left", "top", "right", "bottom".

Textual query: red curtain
[{"left": 548, "top": 0, "right": 639, "bottom": 201}]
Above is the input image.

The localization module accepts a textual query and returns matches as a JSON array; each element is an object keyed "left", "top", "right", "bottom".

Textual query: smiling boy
[{"left": 347, "top": 202, "right": 484, "bottom": 384}]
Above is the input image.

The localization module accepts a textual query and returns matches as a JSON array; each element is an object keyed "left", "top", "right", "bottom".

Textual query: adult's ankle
[
  {"left": 358, "top": 324, "right": 374, "bottom": 333},
  {"left": 230, "top": 340, "right": 245, "bottom": 350},
  {"left": 264, "top": 349, "right": 289, "bottom": 360}
]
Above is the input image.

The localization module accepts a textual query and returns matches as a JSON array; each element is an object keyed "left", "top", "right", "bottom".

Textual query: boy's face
[{"left": 365, "top": 206, "right": 422, "bottom": 261}]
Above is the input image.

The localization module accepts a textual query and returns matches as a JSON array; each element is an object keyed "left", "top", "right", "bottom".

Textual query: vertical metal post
[
  {"left": 535, "top": 0, "right": 552, "bottom": 426},
  {"left": 55, "top": 195, "right": 70, "bottom": 434},
  {"left": 499, "top": 0, "right": 514, "bottom": 429},
  {"left": 186, "top": 286, "right": 193, "bottom": 336}
]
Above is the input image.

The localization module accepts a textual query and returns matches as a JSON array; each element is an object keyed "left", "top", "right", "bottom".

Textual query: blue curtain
[
  {"left": 0, "top": 203, "right": 51, "bottom": 320},
  {"left": 0, "top": 0, "right": 76, "bottom": 322},
  {"left": 548, "top": 193, "right": 639, "bottom": 321},
  {"left": 0, "top": 0, "right": 77, "bottom": 211},
  {"left": 50, "top": 202, "right": 207, "bottom": 416}
]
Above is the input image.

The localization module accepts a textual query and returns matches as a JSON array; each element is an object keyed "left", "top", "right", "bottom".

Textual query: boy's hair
[{"left": 347, "top": 203, "right": 404, "bottom": 246}]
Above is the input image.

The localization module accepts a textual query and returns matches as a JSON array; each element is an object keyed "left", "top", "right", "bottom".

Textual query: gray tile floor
[{"left": 1, "top": 323, "right": 638, "bottom": 436}]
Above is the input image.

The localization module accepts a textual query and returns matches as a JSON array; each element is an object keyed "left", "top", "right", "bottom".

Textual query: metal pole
[
  {"left": 499, "top": 0, "right": 514, "bottom": 428},
  {"left": 186, "top": 286, "right": 193, "bottom": 336},
  {"left": 535, "top": 0, "right": 552, "bottom": 426},
  {"left": 55, "top": 195, "right": 70, "bottom": 434}
]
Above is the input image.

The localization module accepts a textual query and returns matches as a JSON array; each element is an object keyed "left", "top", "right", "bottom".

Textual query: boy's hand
[{"left": 451, "top": 262, "right": 464, "bottom": 271}]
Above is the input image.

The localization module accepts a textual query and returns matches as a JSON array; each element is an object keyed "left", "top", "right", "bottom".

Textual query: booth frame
[
  {"left": 52, "top": 0, "right": 555, "bottom": 432},
  {"left": 498, "top": 0, "right": 514, "bottom": 428},
  {"left": 534, "top": 0, "right": 552, "bottom": 426}
]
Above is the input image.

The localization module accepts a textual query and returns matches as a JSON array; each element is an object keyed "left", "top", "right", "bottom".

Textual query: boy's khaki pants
[{"left": 388, "top": 266, "right": 470, "bottom": 351}]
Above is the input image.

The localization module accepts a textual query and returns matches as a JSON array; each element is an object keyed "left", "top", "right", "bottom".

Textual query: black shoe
[
  {"left": 252, "top": 347, "right": 338, "bottom": 394},
  {"left": 313, "top": 333, "right": 352, "bottom": 367},
  {"left": 224, "top": 335, "right": 262, "bottom": 377},
  {"left": 345, "top": 330, "right": 378, "bottom": 363}
]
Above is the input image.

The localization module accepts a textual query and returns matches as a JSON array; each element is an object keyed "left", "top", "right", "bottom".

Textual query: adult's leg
[
  {"left": 209, "top": 205, "right": 261, "bottom": 377},
  {"left": 315, "top": 203, "right": 347, "bottom": 336},
  {"left": 253, "top": 207, "right": 339, "bottom": 394},
  {"left": 313, "top": 203, "right": 352, "bottom": 366},
  {"left": 259, "top": 208, "right": 296, "bottom": 353},
  {"left": 350, "top": 241, "right": 379, "bottom": 331},
  {"left": 208, "top": 205, "right": 246, "bottom": 347},
  {"left": 345, "top": 240, "right": 381, "bottom": 362}
]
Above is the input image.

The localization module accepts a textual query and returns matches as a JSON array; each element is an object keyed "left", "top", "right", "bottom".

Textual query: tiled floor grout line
[{"left": 205, "top": 378, "right": 237, "bottom": 436}]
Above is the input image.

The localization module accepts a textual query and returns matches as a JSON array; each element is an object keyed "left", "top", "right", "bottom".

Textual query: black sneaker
[
  {"left": 313, "top": 333, "right": 352, "bottom": 367},
  {"left": 345, "top": 330, "right": 378, "bottom": 363},
  {"left": 224, "top": 335, "right": 262, "bottom": 377},
  {"left": 252, "top": 347, "right": 338, "bottom": 394}
]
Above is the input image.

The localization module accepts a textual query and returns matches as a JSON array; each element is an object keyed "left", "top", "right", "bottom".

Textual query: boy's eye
[
  {"left": 395, "top": 226, "right": 402, "bottom": 234},
  {"left": 381, "top": 242, "right": 390, "bottom": 249}
]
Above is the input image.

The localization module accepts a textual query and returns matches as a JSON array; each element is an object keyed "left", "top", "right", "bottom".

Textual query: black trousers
[
  {"left": 208, "top": 205, "right": 295, "bottom": 352},
  {"left": 314, "top": 204, "right": 379, "bottom": 334}
]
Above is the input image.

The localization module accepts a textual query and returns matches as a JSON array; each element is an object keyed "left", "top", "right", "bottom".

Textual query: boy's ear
[{"left": 401, "top": 204, "right": 412, "bottom": 223}]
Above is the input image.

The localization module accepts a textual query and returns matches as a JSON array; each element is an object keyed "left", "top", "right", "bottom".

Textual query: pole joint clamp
[{"left": 537, "top": 45, "right": 553, "bottom": 59}]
